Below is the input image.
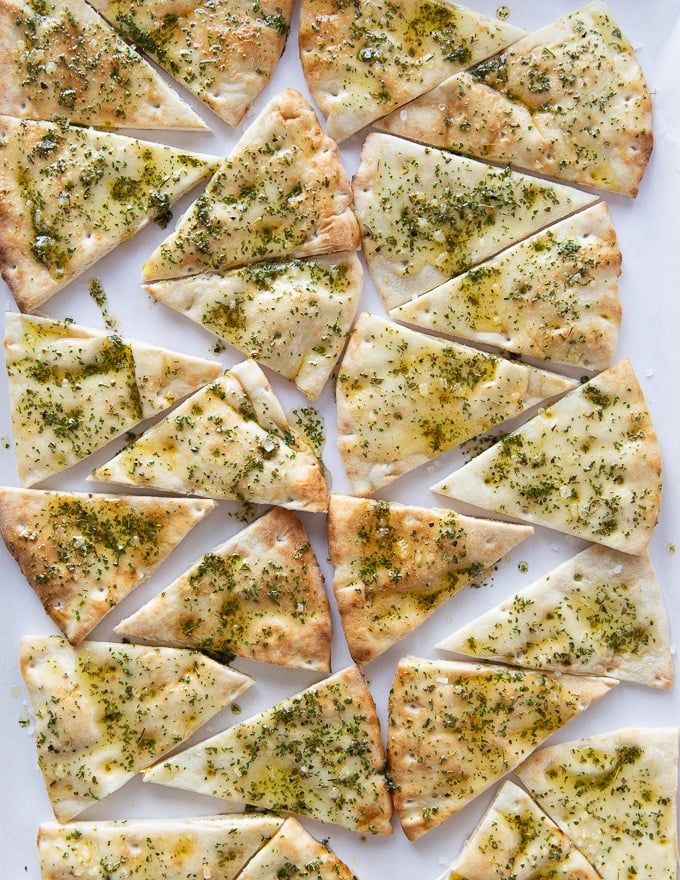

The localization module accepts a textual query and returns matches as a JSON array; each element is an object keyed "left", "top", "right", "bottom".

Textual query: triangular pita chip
[
  {"left": 0, "top": 118, "right": 219, "bottom": 311},
  {"left": 144, "top": 665, "right": 393, "bottom": 835},
  {"left": 142, "top": 90, "right": 360, "bottom": 283},
  {"left": 436, "top": 780, "right": 602, "bottom": 880},
  {"left": 0, "top": 486, "right": 216, "bottom": 644},
  {"left": 432, "top": 359, "right": 662, "bottom": 555},
  {"left": 328, "top": 494, "right": 533, "bottom": 664},
  {"left": 144, "top": 252, "right": 363, "bottom": 399},
  {"left": 352, "top": 132, "right": 598, "bottom": 309},
  {"left": 0, "top": 0, "right": 206, "bottom": 130},
  {"left": 116, "top": 506, "right": 332, "bottom": 671},
  {"left": 515, "top": 728, "right": 679, "bottom": 880},
  {"left": 89, "top": 0, "right": 294, "bottom": 127},
  {"left": 336, "top": 313, "right": 577, "bottom": 496},
  {"left": 376, "top": 1, "right": 653, "bottom": 197},
  {"left": 20, "top": 634, "right": 253, "bottom": 821},
  {"left": 38, "top": 814, "right": 285, "bottom": 880},
  {"left": 4, "top": 313, "right": 222, "bottom": 487},
  {"left": 438, "top": 544, "right": 673, "bottom": 689},
  {"left": 91, "top": 359, "right": 329, "bottom": 511},
  {"left": 299, "top": 0, "right": 524, "bottom": 142},
  {"left": 387, "top": 655, "right": 617, "bottom": 840},
  {"left": 391, "top": 202, "right": 622, "bottom": 371}
]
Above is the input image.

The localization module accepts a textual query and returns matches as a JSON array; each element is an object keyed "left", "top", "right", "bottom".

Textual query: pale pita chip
[
  {"left": 0, "top": 486, "right": 216, "bottom": 644},
  {"left": 433, "top": 359, "right": 662, "bottom": 555},
  {"left": 0, "top": 0, "right": 206, "bottom": 130},
  {"left": 142, "top": 90, "right": 360, "bottom": 283},
  {"left": 299, "top": 0, "right": 524, "bottom": 142},
  {"left": 38, "top": 814, "right": 285, "bottom": 880},
  {"left": 336, "top": 313, "right": 577, "bottom": 497},
  {"left": 391, "top": 202, "right": 622, "bottom": 371},
  {"left": 144, "top": 665, "right": 393, "bottom": 835},
  {"left": 352, "top": 132, "right": 598, "bottom": 309},
  {"left": 20, "top": 635, "right": 253, "bottom": 821},
  {"left": 116, "top": 506, "right": 332, "bottom": 671},
  {"left": 0, "top": 118, "right": 219, "bottom": 311},
  {"left": 4, "top": 313, "right": 222, "bottom": 487},
  {"left": 387, "top": 655, "right": 617, "bottom": 840},
  {"left": 328, "top": 494, "right": 533, "bottom": 664},
  {"left": 438, "top": 544, "right": 673, "bottom": 689},
  {"left": 376, "top": 1, "right": 653, "bottom": 197},
  {"left": 144, "top": 252, "right": 363, "bottom": 399},
  {"left": 90, "top": 0, "right": 294, "bottom": 127},
  {"left": 515, "top": 728, "right": 679, "bottom": 880},
  {"left": 91, "top": 359, "right": 329, "bottom": 511}
]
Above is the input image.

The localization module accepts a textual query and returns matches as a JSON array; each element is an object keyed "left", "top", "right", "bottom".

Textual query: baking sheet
[{"left": 0, "top": 1, "right": 678, "bottom": 876}]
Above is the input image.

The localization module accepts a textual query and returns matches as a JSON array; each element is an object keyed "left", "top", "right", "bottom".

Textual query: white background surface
[{"left": 0, "top": 1, "right": 678, "bottom": 877}]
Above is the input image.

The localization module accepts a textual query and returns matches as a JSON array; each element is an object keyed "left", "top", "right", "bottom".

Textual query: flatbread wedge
[
  {"left": 0, "top": 118, "right": 219, "bottom": 312},
  {"left": 432, "top": 359, "right": 662, "bottom": 555},
  {"left": 144, "top": 665, "right": 393, "bottom": 835},
  {"left": 142, "top": 90, "right": 360, "bottom": 283},
  {"left": 4, "top": 312, "right": 222, "bottom": 487},
  {"left": 89, "top": 0, "right": 295, "bottom": 127},
  {"left": 116, "top": 507, "right": 332, "bottom": 671},
  {"left": 391, "top": 202, "right": 622, "bottom": 371},
  {"left": 144, "top": 252, "right": 363, "bottom": 399},
  {"left": 438, "top": 544, "right": 673, "bottom": 689},
  {"left": 352, "top": 132, "right": 598, "bottom": 309},
  {"left": 0, "top": 486, "right": 216, "bottom": 644},
  {"left": 20, "top": 635, "right": 253, "bottom": 821},
  {"left": 298, "top": 0, "right": 524, "bottom": 142},
  {"left": 515, "top": 728, "right": 679, "bottom": 880},
  {"left": 336, "top": 313, "right": 577, "bottom": 497},
  {"left": 387, "top": 656, "right": 617, "bottom": 840},
  {"left": 376, "top": 1, "right": 653, "bottom": 197},
  {"left": 38, "top": 814, "right": 285, "bottom": 880},
  {"left": 328, "top": 494, "right": 533, "bottom": 664},
  {"left": 91, "top": 359, "right": 329, "bottom": 512},
  {"left": 0, "top": 0, "right": 206, "bottom": 130}
]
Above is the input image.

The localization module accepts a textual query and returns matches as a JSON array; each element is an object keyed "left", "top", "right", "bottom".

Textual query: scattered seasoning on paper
[
  {"left": 497, "top": 6, "right": 510, "bottom": 20},
  {"left": 88, "top": 277, "right": 118, "bottom": 330}
]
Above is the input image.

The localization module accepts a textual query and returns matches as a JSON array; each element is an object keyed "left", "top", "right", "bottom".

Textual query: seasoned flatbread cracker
[
  {"left": 336, "top": 313, "right": 577, "bottom": 496},
  {"left": 0, "top": 486, "right": 215, "bottom": 644},
  {"left": 433, "top": 359, "right": 662, "bottom": 555},
  {"left": 328, "top": 494, "right": 532, "bottom": 664},
  {"left": 144, "top": 665, "right": 393, "bottom": 835},
  {"left": 143, "top": 90, "right": 360, "bottom": 283},
  {"left": 20, "top": 635, "right": 253, "bottom": 821},
  {"left": 387, "top": 656, "right": 617, "bottom": 840}
]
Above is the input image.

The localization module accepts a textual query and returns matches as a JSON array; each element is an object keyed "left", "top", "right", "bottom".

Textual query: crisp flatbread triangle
[
  {"left": 376, "top": 1, "right": 653, "bottom": 197},
  {"left": 328, "top": 494, "right": 533, "bottom": 664},
  {"left": 89, "top": 0, "right": 294, "bottom": 127},
  {"left": 91, "top": 359, "right": 329, "bottom": 512},
  {"left": 142, "top": 90, "right": 360, "bottom": 283},
  {"left": 432, "top": 359, "right": 662, "bottom": 555},
  {"left": 0, "top": 486, "right": 216, "bottom": 644},
  {"left": 391, "top": 202, "right": 622, "bottom": 371},
  {"left": 20, "top": 635, "right": 254, "bottom": 821},
  {"left": 0, "top": 118, "right": 219, "bottom": 312},
  {"left": 336, "top": 313, "right": 577, "bottom": 497},
  {"left": 436, "top": 780, "right": 602, "bottom": 880},
  {"left": 515, "top": 727, "right": 679, "bottom": 880},
  {"left": 387, "top": 655, "right": 617, "bottom": 841},
  {"left": 38, "top": 814, "right": 285, "bottom": 880},
  {"left": 437, "top": 544, "right": 673, "bottom": 689},
  {"left": 352, "top": 132, "right": 598, "bottom": 309},
  {"left": 0, "top": 0, "right": 206, "bottom": 130},
  {"left": 116, "top": 507, "right": 332, "bottom": 671},
  {"left": 298, "top": 0, "right": 524, "bottom": 143},
  {"left": 144, "top": 665, "right": 393, "bottom": 835},
  {"left": 4, "top": 313, "right": 222, "bottom": 487},
  {"left": 144, "top": 252, "right": 363, "bottom": 399}
]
